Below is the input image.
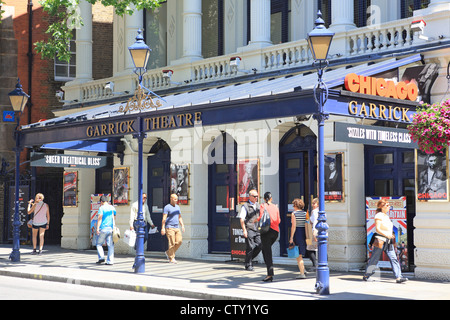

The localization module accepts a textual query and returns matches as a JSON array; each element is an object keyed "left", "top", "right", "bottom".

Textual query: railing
[{"left": 62, "top": 15, "right": 430, "bottom": 104}]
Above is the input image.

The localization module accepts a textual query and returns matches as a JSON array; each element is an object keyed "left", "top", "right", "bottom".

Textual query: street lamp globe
[
  {"left": 8, "top": 78, "right": 29, "bottom": 113},
  {"left": 128, "top": 29, "right": 151, "bottom": 78},
  {"left": 307, "top": 11, "right": 335, "bottom": 61}
]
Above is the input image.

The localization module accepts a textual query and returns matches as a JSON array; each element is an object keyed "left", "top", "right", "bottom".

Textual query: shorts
[{"left": 32, "top": 223, "right": 47, "bottom": 229}]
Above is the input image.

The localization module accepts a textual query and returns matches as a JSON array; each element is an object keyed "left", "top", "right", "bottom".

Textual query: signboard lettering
[
  {"left": 31, "top": 153, "right": 107, "bottom": 169},
  {"left": 345, "top": 73, "right": 418, "bottom": 101},
  {"left": 334, "top": 122, "right": 418, "bottom": 148}
]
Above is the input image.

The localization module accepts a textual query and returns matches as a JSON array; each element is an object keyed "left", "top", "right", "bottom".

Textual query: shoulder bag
[{"left": 256, "top": 204, "right": 271, "bottom": 234}]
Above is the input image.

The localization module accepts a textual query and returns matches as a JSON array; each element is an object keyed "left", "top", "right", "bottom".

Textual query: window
[
  {"left": 318, "top": 0, "right": 331, "bottom": 27},
  {"left": 271, "top": 0, "right": 290, "bottom": 44},
  {"left": 145, "top": 2, "right": 168, "bottom": 69},
  {"left": 54, "top": 32, "right": 76, "bottom": 81},
  {"left": 202, "top": 0, "right": 224, "bottom": 58},
  {"left": 354, "top": 0, "right": 371, "bottom": 28},
  {"left": 401, "top": 0, "right": 430, "bottom": 18}
]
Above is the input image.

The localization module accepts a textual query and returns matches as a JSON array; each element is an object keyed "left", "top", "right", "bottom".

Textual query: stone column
[
  {"left": 330, "top": 0, "right": 356, "bottom": 32},
  {"left": 124, "top": 7, "right": 144, "bottom": 71},
  {"left": 248, "top": 0, "right": 271, "bottom": 48},
  {"left": 182, "top": 0, "right": 202, "bottom": 61},
  {"left": 75, "top": 0, "right": 93, "bottom": 82}
]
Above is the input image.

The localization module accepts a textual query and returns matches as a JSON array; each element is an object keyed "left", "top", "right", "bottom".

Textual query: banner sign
[
  {"left": 334, "top": 122, "right": 418, "bottom": 148},
  {"left": 31, "top": 153, "right": 107, "bottom": 169},
  {"left": 365, "top": 196, "right": 409, "bottom": 271},
  {"left": 8, "top": 185, "right": 29, "bottom": 241},
  {"left": 230, "top": 217, "right": 246, "bottom": 260}
]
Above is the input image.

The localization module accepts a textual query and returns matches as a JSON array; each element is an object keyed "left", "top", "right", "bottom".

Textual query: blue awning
[{"left": 41, "top": 138, "right": 121, "bottom": 153}]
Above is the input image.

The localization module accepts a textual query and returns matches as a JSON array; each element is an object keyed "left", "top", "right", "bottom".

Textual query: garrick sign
[
  {"left": 323, "top": 73, "right": 419, "bottom": 123},
  {"left": 86, "top": 112, "right": 202, "bottom": 138}
]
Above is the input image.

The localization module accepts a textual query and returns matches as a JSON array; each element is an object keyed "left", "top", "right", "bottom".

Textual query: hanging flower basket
[{"left": 408, "top": 99, "right": 450, "bottom": 154}]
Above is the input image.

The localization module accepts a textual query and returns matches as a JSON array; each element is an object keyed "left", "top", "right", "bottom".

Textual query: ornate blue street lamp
[
  {"left": 307, "top": 11, "right": 334, "bottom": 295},
  {"left": 128, "top": 29, "right": 151, "bottom": 273},
  {"left": 8, "top": 78, "right": 29, "bottom": 262}
]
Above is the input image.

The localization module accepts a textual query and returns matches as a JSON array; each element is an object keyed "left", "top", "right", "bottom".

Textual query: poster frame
[
  {"left": 113, "top": 167, "right": 129, "bottom": 205},
  {"left": 237, "top": 158, "right": 260, "bottom": 204}
]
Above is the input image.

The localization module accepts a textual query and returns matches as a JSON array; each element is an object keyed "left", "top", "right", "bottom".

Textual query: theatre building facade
[{"left": 5, "top": 0, "right": 450, "bottom": 280}]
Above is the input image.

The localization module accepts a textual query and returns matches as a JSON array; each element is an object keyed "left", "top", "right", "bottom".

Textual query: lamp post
[
  {"left": 128, "top": 29, "right": 151, "bottom": 273},
  {"left": 307, "top": 11, "right": 334, "bottom": 295},
  {"left": 8, "top": 78, "right": 30, "bottom": 262}
]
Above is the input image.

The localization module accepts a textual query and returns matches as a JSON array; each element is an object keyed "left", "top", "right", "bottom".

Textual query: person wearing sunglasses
[
  {"left": 363, "top": 199, "right": 408, "bottom": 283},
  {"left": 238, "top": 189, "right": 262, "bottom": 271}
]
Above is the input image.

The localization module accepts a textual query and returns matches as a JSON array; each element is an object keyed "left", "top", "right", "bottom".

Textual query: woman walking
[
  {"left": 289, "top": 198, "right": 307, "bottom": 279},
  {"left": 258, "top": 192, "right": 281, "bottom": 282},
  {"left": 363, "top": 199, "right": 408, "bottom": 283},
  {"left": 27, "top": 193, "right": 50, "bottom": 255}
]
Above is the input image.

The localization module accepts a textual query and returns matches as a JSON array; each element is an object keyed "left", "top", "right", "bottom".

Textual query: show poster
[
  {"left": 90, "top": 194, "right": 111, "bottom": 246},
  {"left": 230, "top": 217, "right": 246, "bottom": 260},
  {"left": 170, "top": 163, "right": 189, "bottom": 205},
  {"left": 237, "top": 159, "right": 259, "bottom": 203},
  {"left": 365, "top": 196, "right": 409, "bottom": 271}
]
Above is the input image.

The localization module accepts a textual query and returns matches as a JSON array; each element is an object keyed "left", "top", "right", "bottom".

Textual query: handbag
[
  {"left": 287, "top": 244, "right": 299, "bottom": 258},
  {"left": 123, "top": 229, "right": 136, "bottom": 247},
  {"left": 257, "top": 205, "right": 271, "bottom": 234},
  {"left": 112, "top": 226, "right": 121, "bottom": 243}
]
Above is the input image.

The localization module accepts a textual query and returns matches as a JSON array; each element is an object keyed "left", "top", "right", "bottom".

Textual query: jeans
[
  {"left": 96, "top": 229, "right": 114, "bottom": 264},
  {"left": 364, "top": 244, "right": 402, "bottom": 279}
]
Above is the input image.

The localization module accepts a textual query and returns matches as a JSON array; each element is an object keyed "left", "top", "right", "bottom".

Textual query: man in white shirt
[
  {"left": 129, "top": 193, "right": 155, "bottom": 246},
  {"left": 238, "top": 189, "right": 262, "bottom": 271}
]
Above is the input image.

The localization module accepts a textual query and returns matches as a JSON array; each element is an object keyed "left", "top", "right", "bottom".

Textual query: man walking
[
  {"left": 129, "top": 192, "right": 155, "bottom": 246},
  {"left": 96, "top": 195, "right": 116, "bottom": 265},
  {"left": 161, "top": 194, "right": 185, "bottom": 264},
  {"left": 238, "top": 189, "right": 262, "bottom": 271}
]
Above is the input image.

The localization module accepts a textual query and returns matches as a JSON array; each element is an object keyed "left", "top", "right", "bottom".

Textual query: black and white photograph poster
[
  {"left": 324, "top": 153, "right": 344, "bottom": 202},
  {"left": 170, "top": 163, "right": 189, "bottom": 204},
  {"left": 416, "top": 150, "right": 448, "bottom": 201}
]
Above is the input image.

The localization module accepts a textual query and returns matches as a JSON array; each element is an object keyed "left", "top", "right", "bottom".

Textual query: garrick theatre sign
[
  {"left": 85, "top": 112, "right": 203, "bottom": 138},
  {"left": 18, "top": 73, "right": 419, "bottom": 149}
]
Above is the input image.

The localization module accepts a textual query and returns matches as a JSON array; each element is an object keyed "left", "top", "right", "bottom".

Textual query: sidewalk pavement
[{"left": 0, "top": 244, "right": 449, "bottom": 300}]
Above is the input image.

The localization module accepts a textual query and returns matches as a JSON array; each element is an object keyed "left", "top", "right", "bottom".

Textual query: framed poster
[
  {"left": 366, "top": 196, "right": 409, "bottom": 271},
  {"left": 170, "top": 163, "right": 189, "bottom": 205},
  {"left": 416, "top": 149, "right": 448, "bottom": 201},
  {"left": 63, "top": 171, "right": 78, "bottom": 207},
  {"left": 237, "top": 159, "right": 259, "bottom": 203},
  {"left": 324, "top": 153, "right": 344, "bottom": 202},
  {"left": 113, "top": 167, "right": 129, "bottom": 205}
]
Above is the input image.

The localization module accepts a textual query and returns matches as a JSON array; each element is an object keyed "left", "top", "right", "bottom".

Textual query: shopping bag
[
  {"left": 148, "top": 226, "right": 159, "bottom": 234},
  {"left": 123, "top": 229, "right": 136, "bottom": 247},
  {"left": 287, "top": 245, "right": 299, "bottom": 258}
]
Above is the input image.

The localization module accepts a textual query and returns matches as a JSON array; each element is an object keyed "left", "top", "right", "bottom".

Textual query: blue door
[
  {"left": 146, "top": 142, "right": 170, "bottom": 252},
  {"left": 279, "top": 128, "right": 317, "bottom": 255},
  {"left": 208, "top": 133, "right": 237, "bottom": 253},
  {"left": 364, "top": 145, "right": 416, "bottom": 271}
]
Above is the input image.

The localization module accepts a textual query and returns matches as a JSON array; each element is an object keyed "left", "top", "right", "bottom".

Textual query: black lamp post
[
  {"left": 8, "top": 78, "right": 29, "bottom": 262},
  {"left": 307, "top": 11, "right": 334, "bottom": 295}
]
